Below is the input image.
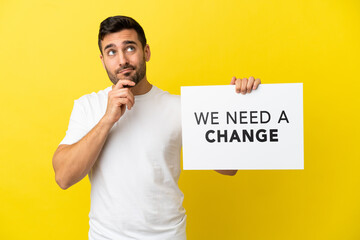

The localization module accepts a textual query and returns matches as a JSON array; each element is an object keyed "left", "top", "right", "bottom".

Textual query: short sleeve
[{"left": 59, "top": 99, "right": 90, "bottom": 145}]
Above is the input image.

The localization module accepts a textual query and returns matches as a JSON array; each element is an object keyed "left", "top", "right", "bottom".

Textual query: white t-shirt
[{"left": 60, "top": 85, "right": 187, "bottom": 240}]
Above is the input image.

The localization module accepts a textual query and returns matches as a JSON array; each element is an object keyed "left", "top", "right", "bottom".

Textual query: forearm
[{"left": 53, "top": 117, "right": 114, "bottom": 189}]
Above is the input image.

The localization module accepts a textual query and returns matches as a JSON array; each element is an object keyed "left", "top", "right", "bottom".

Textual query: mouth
[{"left": 118, "top": 67, "right": 134, "bottom": 74}]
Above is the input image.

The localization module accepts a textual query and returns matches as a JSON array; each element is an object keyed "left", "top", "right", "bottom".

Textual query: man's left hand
[
  {"left": 230, "top": 76, "right": 261, "bottom": 94},
  {"left": 214, "top": 76, "right": 261, "bottom": 177}
]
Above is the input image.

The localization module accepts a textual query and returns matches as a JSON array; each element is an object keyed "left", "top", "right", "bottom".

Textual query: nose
[{"left": 118, "top": 52, "right": 129, "bottom": 67}]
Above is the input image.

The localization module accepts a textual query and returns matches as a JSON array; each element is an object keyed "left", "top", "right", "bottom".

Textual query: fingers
[
  {"left": 247, "top": 76, "right": 255, "bottom": 93},
  {"left": 109, "top": 96, "right": 133, "bottom": 109},
  {"left": 235, "top": 78, "right": 248, "bottom": 94},
  {"left": 253, "top": 78, "right": 261, "bottom": 90},
  {"left": 110, "top": 89, "right": 134, "bottom": 107},
  {"left": 113, "top": 79, "right": 136, "bottom": 90},
  {"left": 108, "top": 88, "right": 135, "bottom": 110},
  {"left": 240, "top": 78, "right": 248, "bottom": 94},
  {"left": 117, "top": 97, "right": 134, "bottom": 110},
  {"left": 234, "top": 76, "right": 261, "bottom": 94},
  {"left": 235, "top": 78, "right": 241, "bottom": 93},
  {"left": 104, "top": 82, "right": 136, "bottom": 124},
  {"left": 230, "top": 76, "right": 236, "bottom": 85}
]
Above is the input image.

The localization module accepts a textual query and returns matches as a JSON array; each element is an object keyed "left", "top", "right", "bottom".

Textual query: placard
[{"left": 181, "top": 83, "right": 304, "bottom": 170}]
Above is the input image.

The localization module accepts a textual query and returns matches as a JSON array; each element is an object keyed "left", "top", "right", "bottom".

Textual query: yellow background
[{"left": 0, "top": 0, "right": 359, "bottom": 239}]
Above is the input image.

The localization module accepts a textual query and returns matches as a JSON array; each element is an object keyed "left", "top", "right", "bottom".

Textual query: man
[{"left": 52, "top": 16, "right": 261, "bottom": 239}]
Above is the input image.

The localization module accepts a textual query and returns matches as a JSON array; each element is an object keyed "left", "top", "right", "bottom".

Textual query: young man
[{"left": 52, "top": 16, "right": 260, "bottom": 239}]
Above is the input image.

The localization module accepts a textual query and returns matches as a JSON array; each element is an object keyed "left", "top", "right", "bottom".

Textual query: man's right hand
[
  {"left": 103, "top": 79, "right": 135, "bottom": 124},
  {"left": 52, "top": 79, "right": 136, "bottom": 190}
]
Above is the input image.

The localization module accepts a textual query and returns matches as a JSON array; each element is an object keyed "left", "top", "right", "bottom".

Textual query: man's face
[{"left": 100, "top": 29, "right": 150, "bottom": 85}]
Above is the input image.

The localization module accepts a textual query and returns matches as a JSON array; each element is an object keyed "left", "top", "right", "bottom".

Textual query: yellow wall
[{"left": 1, "top": 0, "right": 359, "bottom": 239}]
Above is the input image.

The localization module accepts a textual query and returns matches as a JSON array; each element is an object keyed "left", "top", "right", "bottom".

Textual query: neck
[{"left": 131, "top": 77, "right": 152, "bottom": 96}]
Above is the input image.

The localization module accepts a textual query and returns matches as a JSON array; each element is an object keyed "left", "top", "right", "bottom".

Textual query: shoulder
[
  {"left": 74, "top": 86, "right": 111, "bottom": 109},
  {"left": 71, "top": 87, "right": 111, "bottom": 124},
  {"left": 152, "top": 85, "right": 180, "bottom": 106},
  {"left": 150, "top": 86, "right": 182, "bottom": 132},
  {"left": 151, "top": 86, "right": 181, "bottom": 124}
]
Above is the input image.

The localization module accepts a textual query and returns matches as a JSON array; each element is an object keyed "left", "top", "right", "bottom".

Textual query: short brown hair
[{"left": 98, "top": 16, "right": 147, "bottom": 54}]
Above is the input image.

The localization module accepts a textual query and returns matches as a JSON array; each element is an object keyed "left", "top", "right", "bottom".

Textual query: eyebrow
[
  {"left": 123, "top": 40, "right": 137, "bottom": 45},
  {"left": 103, "top": 41, "right": 138, "bottom": 51},
  {"left": 104, "top": 43, "right": 116, "bottom": 51}
]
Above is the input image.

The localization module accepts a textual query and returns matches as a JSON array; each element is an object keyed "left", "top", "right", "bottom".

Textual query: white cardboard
[{"left": 181, "top": 83, "right": 304, "bottom": 170}]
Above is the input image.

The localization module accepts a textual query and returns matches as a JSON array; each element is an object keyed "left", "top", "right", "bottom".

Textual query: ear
[
  {"left": 100, "top": 54, "right": 106, "bottom": 69},
  {"left": 144, "top": 44, "right": 151, "bottom": 62}
]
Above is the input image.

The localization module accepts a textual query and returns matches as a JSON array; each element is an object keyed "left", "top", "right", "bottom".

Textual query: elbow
[
  {"left": 55, "top": 174, "right": 71, "bottom": 190},
  {"left": 53, "top": 162, "right": 72, "bottom": 190},
  {"left": 53, "top": 148, "right": 71, "bottom": 190},
  {"left": 225, "top": 170, "right": 238, "bottom": 176},
  {"left": 215, "top": 170, "right": 238, "bottom": 176}
]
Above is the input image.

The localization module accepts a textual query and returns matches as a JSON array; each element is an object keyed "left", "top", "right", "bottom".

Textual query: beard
[{"left": 105, "top": 56, "right": 146, "bottom": 86}]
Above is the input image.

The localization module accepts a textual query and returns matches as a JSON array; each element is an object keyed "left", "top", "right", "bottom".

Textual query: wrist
[{"left": 99, "top": 115, "right": 116, "bottom": 131}]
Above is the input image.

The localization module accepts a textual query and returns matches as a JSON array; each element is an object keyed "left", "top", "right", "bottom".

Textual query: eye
[
  {"left": 126, "top": 46, "right": 135, "bottom": 52},
  {"left": 108, "top": 50, "right": 116, "bottom": 56}
]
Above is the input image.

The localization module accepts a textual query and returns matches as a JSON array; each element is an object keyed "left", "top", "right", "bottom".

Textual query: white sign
[{"left": 181, "top": 83, "right": 304, "bottom": 170}]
